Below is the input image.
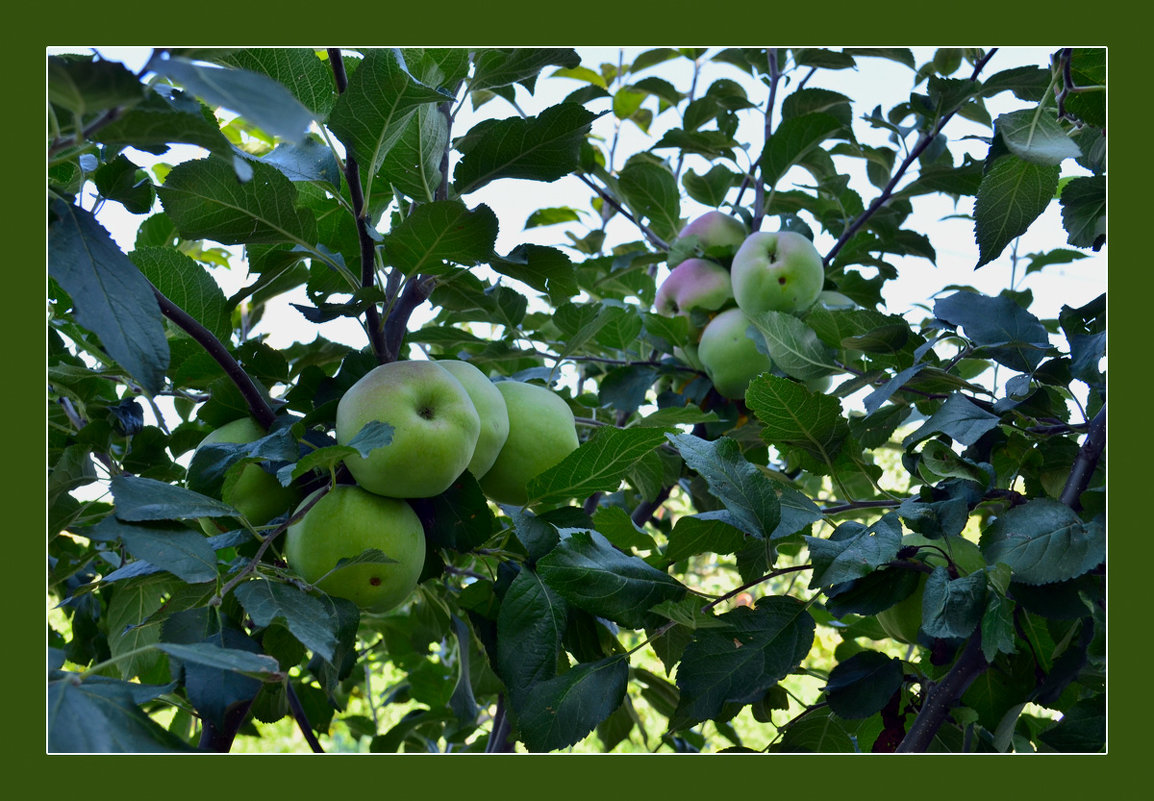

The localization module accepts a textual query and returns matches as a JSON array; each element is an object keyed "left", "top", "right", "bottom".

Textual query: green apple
[
  {"left": 676, "top": 211, "right": 748, "bottom": 253},
  {"left": 696, "top": 307, "right": 774, "bottom": 400},
  {"left": 194, "top": 417, "right": 301, "bottom": 534},
  {"left": 731, "top": 231, "right": 825, "bottom": 315},
  {"left": 284, "top": 485, "right": 426, "bottom": 613},
  {"left": 336, "top": 360, "right": 481, "bottom": 498},
  {"left": 654, "top": 258, "right": 734, "bottom": 318},
  {"left": 876, "top": 533, "right": 986, "bottom": 645},
  {"left": 435, "top": 359, "right": 510, "bottom": 479},
  {"left": 479, "top": 381, "right": 580, "bottom": 506}
]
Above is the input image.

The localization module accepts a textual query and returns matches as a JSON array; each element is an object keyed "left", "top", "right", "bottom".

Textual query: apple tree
[{"left": 47, "top": 46, "right": 1106, "bottom": 753}]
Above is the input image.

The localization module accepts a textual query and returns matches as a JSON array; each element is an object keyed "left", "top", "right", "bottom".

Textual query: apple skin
[
  {"left": 479, "top": 382, "right": 580, "bottom": 506},
  {"left": 284, "top": 485, "right": 426, "bottom": 613},
  {"left": 876, "top": 534, "right": 987, "bottom": 645},
  {"left": 194, "top": 417, "right": 301, "bottom": 534},
  {"left": 696, "top": 307, "right": 775, "bottom": 400},
  {"left": 336, "top": 360, "right": 481, "bottom": 499},
  {"left": 676, "top": 211, "right": 748, "bottom": 253},
  {"left": 731, "top": 231, "right": 825, "bottom": 315},
  {"left": 654, "top": 258, "right": 734, "bottom": 318},
  {"left": 435, "top": 359, "right": 510, "bottom": 479}
]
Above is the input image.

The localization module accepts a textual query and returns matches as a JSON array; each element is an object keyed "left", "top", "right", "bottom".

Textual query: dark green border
[{"left": 25, "top": 0, "right": 1130, "bottom": 796}]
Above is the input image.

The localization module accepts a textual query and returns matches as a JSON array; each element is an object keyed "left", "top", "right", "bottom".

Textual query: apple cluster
[
  {"left": 193, "top": 361, "right": 580, "bottom": 615},
  {"left": 654, "top": 212, "right": 828, "bottom": 400}
]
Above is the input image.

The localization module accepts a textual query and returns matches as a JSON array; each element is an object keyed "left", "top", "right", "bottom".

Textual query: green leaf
[
  {"left": 233, "top": 579, "right": 338, "bottom": 662},
  {"left": 47, "top": 202, "right": 170, "bottom": 395},
  {"left": 776, "top": 707, "right": 858, "bottom": 752},
  {"left": 489, "top": 244, "right": 578, "bottom": 304},
  {"left": 156, "top": 156, "right": 319, "bottom": 248},
  {"left": 453, "top": 103, "right": 598, "bottom": 195},
  {"left": 381, "top": 200, "right": 498, "bottom": 277},
  {"left": 379, "top": 102, "right": 449, "bottom": 202},
  {"left": 92, "top": 154, "right": 155, "bottom": 214},
  {"left": 973, "top": 154, "right": 1060, "bottom": 267},
  {"left": 536, "top": 530, "right": 686, "bottom": 629},
  {"left": 110, "top": 474, "right": 236, "bottom": 522},
  {"left": 156, "top": 641, "right": 283, "bottom": 678},
  {"left": 471, "top": 48, "right": 580, "bottom": 92},
  {"left": 980, "top": 66, "right": 1051, "bottom": 101},
  {"left": 745, "top": 310, "right": 837, "bottom": 380},
  {"left": 1039, "top": 695, "right": 1105, "bottom": 752},
  {"left": 902, "top": 392, "right": 1001, "bottom": 448},
  {"left": 1059, "top": 175, "right": 1106, "bottom": 249},
  {"left": 666, "top": 514, "right": 746, "bottom": 563},
  {"left": 425, "top": 471, "right": 497, "bottom": 552},
  {"left": 760, "top": 113, "right": 848, "bottom": 186},
  {"left": 591, "top": 505, "right": 657, "bottom": 553},
  {"left": 805, "top": 514, "right": 903, "bottom": 589},
  {"left": 934, "top": 290, "right": 1051, "bottom": 373},
  {"left": 666, "top": 434, "right": 780, "bottom": 539},
  {"left": 47, "top": 679, "right": 192, "bottom": 753},
  {"left": 671, "top": 598, "right": 815, "bottom": 729},
  {"left": 616, "top": 157, "right": 681, "bottom": 243},
  {"left": 48, "top": 56, "right": 145, "bottom": 115},
  {"left": 112, "top": 520, "right": 219, "bottom": 584},
  {"left": 824, "top": 650, "right": 903, "bottom": 720},
  {"left": 1063, "top": 48, "right": 1106, "bottom": 129},
  {"left": 145, "top": 53, "right": 315, "bottom": 143},
  {"left": 995, "top": 108, "right": 1081, "bottom": 166},
  {"left": 497, "top": 567, "right": 568, "bottom": 706},
  {"left": 258, "top": 137, "right": 342, "bottom": 186},
  {"left": 527, "top": 426, "right": 671, "bottom": 508},
  {"left": 107, "top": 575, "right": 175, "bottom": 680},
  {"left": 682, "top": 164, "right": 740, "bottom": 207},
  {"left": 131, "top": 247, "right": 231, "bottom": 344},
  {"left": 781, "top": 88, "right": 853, "bottom": 126},
  {"left": 91, "top": 86, "right": 235, "bottom": 161},
  {"left": 980, "top": 500, "right": 1105, "bottom": 585},
  {"left": 920, "top": 568, "right": 988, "bottom": 639},
  {"left": 630, "top": 406, "right": 719, "bottom": 429},
  {"left": 517, "top": 655, "right": 628, "bottom": 753},
  {"left": 746, "top": 374, "right": 851, "bottom": 475},
  {"left": 842, "top": 48, "right": 916, "bottom": 69},
  {"left": 327, "top": 48, "right": 448, "bottom": 194},
  {"left": 217, "top": 48, "right": 338, "bottom": 118}
]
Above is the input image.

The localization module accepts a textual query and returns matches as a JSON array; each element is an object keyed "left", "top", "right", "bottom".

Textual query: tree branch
[
  {"left": 751, "top": 48, "right": 780, "bottom": 232},
  {"left": 824, "top": 48, "right": 999, "bottom": 267},
  {"left": 151, "top": 284, "right": 276, "bottom": 430},
  {"left": 285, "top": 680, "right": 326, "bottom": 753},
  {"left": 895, "top": 633, "right": 988, "bottom": 752},
  {"left": 486, "top": 695, "right": 516, "bottom": 752},
  {"left": 1059, "top": 403, "right": 1106, "bottom": 508},
  {"left": 328, "top": 49, "right": 387, "bottom": 363},
  {"left": 575, "top": 172, "right": 670, "bottom": 251},
  {"left": 382, "top": 275, "right": 436, "bottom": 362}
]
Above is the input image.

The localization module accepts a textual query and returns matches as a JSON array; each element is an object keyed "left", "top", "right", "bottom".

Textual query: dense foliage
[{"left": 47, "top": 46, "right": 1106, "bottom": 754}]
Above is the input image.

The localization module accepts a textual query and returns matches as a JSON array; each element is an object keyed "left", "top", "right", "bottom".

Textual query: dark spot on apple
[
  {"left": 419, "top": 406, "right": 434, "bottom": 420},
  {"left": 369, "top": 576, "right": 381, "bottom": 586},
  {"left": 778, "top": 276, "right": 787, "bottom": 284}
]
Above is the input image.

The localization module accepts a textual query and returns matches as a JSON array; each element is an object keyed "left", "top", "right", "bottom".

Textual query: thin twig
[
  {"left": 328, "top": 49, "right": 387, "bottom": 363},
  {"left": 151, "top": 284, "right": 277, "bottom": 430},
  {"left": 285, "top": 680, "right": 326, "bottom": 753},
  {"left": 824, "top": 48, "right": 999, "bottom": 267},
  {"left": 1059, "top": 403, "right": 1106, "bottom": 509}
]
